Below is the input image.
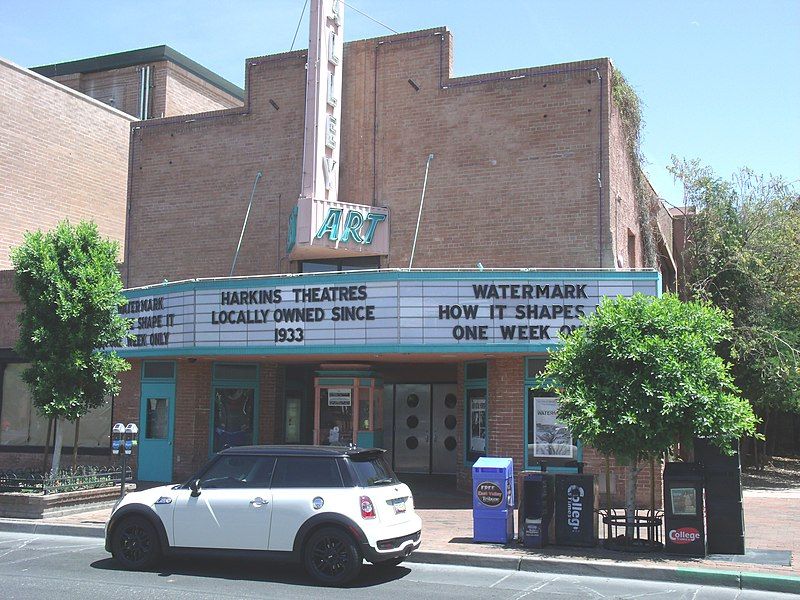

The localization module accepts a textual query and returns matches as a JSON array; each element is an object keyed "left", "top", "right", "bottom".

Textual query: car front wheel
[
  {"left": 303, "top": 526, "right": 362, "bottom": 586},
  {"left": 111, "top": 515, "right": 161, "bottom": 570}
]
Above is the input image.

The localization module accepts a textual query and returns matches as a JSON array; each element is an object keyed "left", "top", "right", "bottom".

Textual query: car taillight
[{"left": 360, "top": 495, "right": 376, "bottom": 519}]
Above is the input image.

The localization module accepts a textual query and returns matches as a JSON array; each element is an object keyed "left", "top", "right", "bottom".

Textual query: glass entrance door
[{"left": 138, "top": 381, "right": 175, "bottom": 482}]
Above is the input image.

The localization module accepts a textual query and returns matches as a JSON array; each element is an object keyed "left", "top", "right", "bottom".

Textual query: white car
[{"left": 105, "top": 446, "right": 421, "bottom": 585}]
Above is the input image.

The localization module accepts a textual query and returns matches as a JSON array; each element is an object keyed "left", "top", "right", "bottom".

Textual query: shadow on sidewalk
[{"left": 399, "top": 474, "right": 470, "bottom": 509}]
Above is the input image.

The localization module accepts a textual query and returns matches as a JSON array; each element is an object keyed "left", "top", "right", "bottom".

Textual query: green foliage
[
  {"left": 11, "top": 221, "right": 130, "bottom": 421},
  {"left": 670, "top": 159, "right": 800, "bottom": 415},
  {"left": 611, "top": 67, "right": 657, "bottom": 267},
  {"left": 543, "top": 293, "right": 758, "bottom": 461}
]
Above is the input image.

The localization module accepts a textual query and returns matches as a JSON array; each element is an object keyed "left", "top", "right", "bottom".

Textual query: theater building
[{"left": 1, "top": 2, "right": 681, "bottom": 501}]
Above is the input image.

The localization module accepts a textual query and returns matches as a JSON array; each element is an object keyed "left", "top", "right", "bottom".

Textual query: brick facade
[
  {"left": 1, "top": 28, "right": 674, "bottom": 510},
  {"left": 49, "top": 59, "right": 242, "bottom": 120},
  {"left": 0, "top": 57, "right": 135, "bottom": 271}
]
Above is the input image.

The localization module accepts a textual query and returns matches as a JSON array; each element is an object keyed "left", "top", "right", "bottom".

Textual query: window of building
[
  {"left": 0, "top": 363, "right": 112, "bottom": 449},
  {"left": 524, "top": 357, "right": 580, "bottom": 471},
  {"left": 465, "top": 361, "right": 488, "bottom": 463},
  {"left": 300, "top": 256, "right": 381, "bottom": 273},
  {"left": 271, "top": 457, "right": 344, "bottom": 488},
  {"left": 211, "top": 363, "right": 259, "bottom": 454},
  {"left": 143, "top": 361, "right": 175, "bottom": 379},
  {"left": 627, "top": 229, "right": 637, "bottom": 268}
]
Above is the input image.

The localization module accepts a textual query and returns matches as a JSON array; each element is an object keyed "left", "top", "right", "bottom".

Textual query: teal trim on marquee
[
  {"left": 115, "top": 269, "right": 661, "bottom": 359},
  {"left": 122, "top": 268, "right": 662, "bottom": 299}
]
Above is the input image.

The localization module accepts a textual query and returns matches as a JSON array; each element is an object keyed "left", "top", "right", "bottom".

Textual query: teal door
[{"left": 138, "top": 381, "right": 175, "bottom": 482}]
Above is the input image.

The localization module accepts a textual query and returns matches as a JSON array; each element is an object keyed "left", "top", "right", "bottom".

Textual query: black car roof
[{"left": 218, "top": 445, "right": 384, "bottom": 459}]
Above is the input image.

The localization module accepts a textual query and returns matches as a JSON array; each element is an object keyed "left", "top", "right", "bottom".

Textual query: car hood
[{"left": 114, "top": 483, "right": 181, "bottom": 513}]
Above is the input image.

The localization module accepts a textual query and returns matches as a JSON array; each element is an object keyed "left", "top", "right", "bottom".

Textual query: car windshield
[{"left": 350, "top": 456, "right": 399, "bottom": 487}]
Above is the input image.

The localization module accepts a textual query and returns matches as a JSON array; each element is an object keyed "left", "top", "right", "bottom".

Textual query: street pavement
[{"left": 0, "top": 531, "right": 794, "bottom": 600}]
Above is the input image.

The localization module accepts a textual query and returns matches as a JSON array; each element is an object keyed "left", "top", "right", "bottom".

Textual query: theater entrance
[{"left": 385, "top": 383, "right": 458, "bottom": 475}]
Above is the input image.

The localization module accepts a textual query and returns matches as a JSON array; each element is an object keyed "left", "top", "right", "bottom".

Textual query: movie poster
[{"left": 532, "top": 397, "right": 573, "bottom": 457}]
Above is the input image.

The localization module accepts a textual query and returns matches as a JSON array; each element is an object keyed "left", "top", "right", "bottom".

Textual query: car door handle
[{"left": 250, "top": 497, "right": 268, "bottom": 507}]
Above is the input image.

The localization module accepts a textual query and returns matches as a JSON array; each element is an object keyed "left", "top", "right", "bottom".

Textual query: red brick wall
[
  {"left": 123, "top": 29, "right": 632, "bottom": 287},
  {"left": 0, "top": 57, "right": 134, "bottom": 271},
  {"left": 0, "top": 271, "right": 20, "bottom": 349},
  {"left": 452, "top": 356, "right": 662, "bottom": 507},
  {"left": 0, "top": 451, "right": 115, "bottom": 471}
]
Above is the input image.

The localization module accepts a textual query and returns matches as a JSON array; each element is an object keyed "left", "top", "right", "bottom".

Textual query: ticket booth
[{"left": 313, "top": 366, "right": 383, "bottom": 448}]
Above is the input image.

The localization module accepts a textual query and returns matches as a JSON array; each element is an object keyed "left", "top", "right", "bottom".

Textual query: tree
[
  {"left": 543, "top": 293, "right": 758, "bottom": 540},
  {"left": 11, "top": 221, "right": 130, "bottom": 476},
  {"left": 670, "top": 159, "right": 800, "bottom": 466}
]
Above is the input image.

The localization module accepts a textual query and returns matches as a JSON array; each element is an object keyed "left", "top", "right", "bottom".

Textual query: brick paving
[
  {"left": 416, "top": 491, "right": 799, "bottom": 576},
  {"left": 33, "top": 485, "right": 799, "bottom": 577}
]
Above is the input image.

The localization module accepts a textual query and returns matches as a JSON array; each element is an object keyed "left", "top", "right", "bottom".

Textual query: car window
[
  {"left": 271, "top": 457, "right": 343, "bottom": 488},
  {"left": 350, "top": 456, "right": 399, "bottom": 487},
  {"left": 199, "top": 455, "right": 275, "bottom": 489}
]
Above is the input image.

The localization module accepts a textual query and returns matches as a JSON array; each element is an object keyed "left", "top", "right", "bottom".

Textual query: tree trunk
[
  {"left": 49, "top": 418, "right": 64, "bottom": 478},
  {"left": 650, "top": 456, "right": 656, "bottom": 513},
  {"left": 71, "top": 417, "right": 80, "bottom": 470},
  {"left": 42, "top": 417, "right": 53, "bottom": 473},
  {"left": 625, "top": 461, "right": 642, "bottom": 541},
  {"left": 759, "top": 409, "right": 770, "bottom": 470},
  {"left": 753, "top": 432, "right": 760, "bottom": 471}
]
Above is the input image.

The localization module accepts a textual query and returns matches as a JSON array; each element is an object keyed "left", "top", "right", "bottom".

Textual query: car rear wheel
[
  {"left": 303, "top": 526, "right": 362, "bottom": 586},
  {"left": 111, "top": 515, "right": 161, "bottom": 570}
]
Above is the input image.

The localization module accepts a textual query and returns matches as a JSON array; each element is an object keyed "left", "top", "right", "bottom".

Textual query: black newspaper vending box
[
  {"left": 695, "top": 438, "right": 745, "bottom": 555},
  {"left": 554, "top": 474, "right": 597, "bottom": 547},
  {"left": 521, "top": 473, "right": 551, "bottom": 548},
  {"left": 663, "top": 462, "right": 706, "bottom": 557}
]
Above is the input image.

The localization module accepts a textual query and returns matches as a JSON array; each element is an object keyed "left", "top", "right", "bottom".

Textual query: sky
[{"left": 2, "top": 1, "right": 798, "bottom": 204}]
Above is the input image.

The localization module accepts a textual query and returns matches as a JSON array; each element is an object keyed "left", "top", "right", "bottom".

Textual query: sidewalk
[{"left": 1, "top": 481, "right": 798, "bottom": 594}]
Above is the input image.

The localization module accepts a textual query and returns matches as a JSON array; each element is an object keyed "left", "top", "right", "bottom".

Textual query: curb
[
  {"left": 407, "top": 550, "right": 800, "bottom": 595},
  {"left": 1, "top": 521, "right": 797, "bottom": 595},
  {"left": 0, "top": 519, "right": 104, "bottom": 539}
]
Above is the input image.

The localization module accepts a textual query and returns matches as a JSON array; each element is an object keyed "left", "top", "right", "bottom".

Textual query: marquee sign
[{"left": 112, "top": 270, "right": 660, "bottom": 356}]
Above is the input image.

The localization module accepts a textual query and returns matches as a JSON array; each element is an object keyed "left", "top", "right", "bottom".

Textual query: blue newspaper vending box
[{"left": 472, "top": 457, "right": 514, "bottom": 543}]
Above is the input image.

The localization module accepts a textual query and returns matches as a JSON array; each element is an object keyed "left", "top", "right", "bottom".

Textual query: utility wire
[
  {"left": 341, "top": 1, "right": 398, "bottom": 34},
  {"left": 290, "top": 0, "right": 310, "bottom": 51}
]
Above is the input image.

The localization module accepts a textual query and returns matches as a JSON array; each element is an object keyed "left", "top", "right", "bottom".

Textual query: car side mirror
[{"left": 189, "top": 478, "right": 201, "bottom": 497}]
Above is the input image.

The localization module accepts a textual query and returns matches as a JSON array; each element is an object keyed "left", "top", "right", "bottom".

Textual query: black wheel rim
[
  {"left": 311, "top": 535, "right": 349, "bottom": 578},
  {"left": 120, "top": 525, "right": 151, "bottom": 564}
]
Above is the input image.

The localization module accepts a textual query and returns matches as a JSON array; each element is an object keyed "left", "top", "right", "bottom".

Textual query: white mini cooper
[{"left": 105, "top": 446, "right": 421, "bottom": 585}]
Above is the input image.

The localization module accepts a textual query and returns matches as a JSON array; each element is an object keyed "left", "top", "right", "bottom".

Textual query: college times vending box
[
  {"left": 663, "top": 462, "right": 707, "bottom": 557},
  {"left": 554, "top": 474, "right": 597, "bottom": 547}
]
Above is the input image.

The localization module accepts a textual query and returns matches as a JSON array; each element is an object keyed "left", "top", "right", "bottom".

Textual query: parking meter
[
  {"left": 124, "top": 423, "right": 139, "bottom": 455},
  {"left": 112, "top": 422, "right": 138, "bottom": 498},
  {"left": 111, "top": 422, "right": 125, "bottom": 455}
]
